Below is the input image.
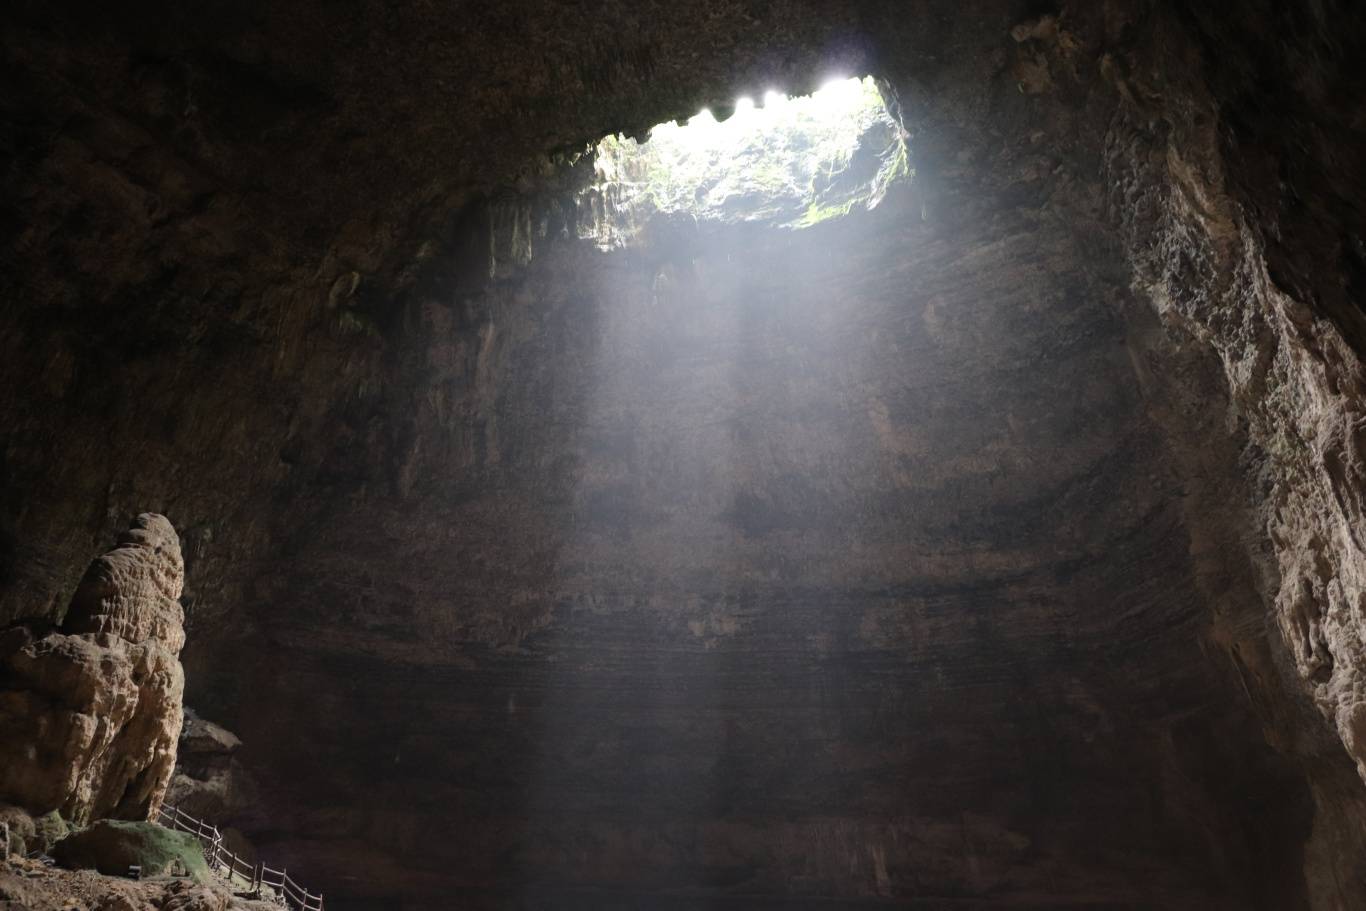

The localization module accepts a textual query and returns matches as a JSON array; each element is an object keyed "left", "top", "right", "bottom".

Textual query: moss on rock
[
  {"left": 31, "top": 811, "right": 68, "bottom": 854},
  {"left": 51, "top": 820, "right": 209, "bottom": 881}
]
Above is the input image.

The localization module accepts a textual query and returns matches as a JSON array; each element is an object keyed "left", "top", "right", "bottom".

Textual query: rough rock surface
[
  {"left": 0, "top": 515, "right": 185, "bottom": 825},
  {"left": 176, "top": 712, "right": 241, "bottom": 760},
  {"left": 53, "top": 820, "right": 209, "bottom": 881},
  {"left": 4, "top": 1, "right": 1366, "bottom": 909},
  {"left": 1105, "top": 1, "right": 1366, "bottom": 788},
  {"left": 0, "top": 804, "right": 36, "bottom": 856},
  {"left": 1, "top": 854, "right": 278, "bottom": 911},
  {"left": 63, "top": 515, "right": 188, "bottom": 653},
  {"left": 0, "top": 805, "right": 70, "bottom": 857},
  {"left": 165, "top": 710, "right": 258, "bottom": 866}
]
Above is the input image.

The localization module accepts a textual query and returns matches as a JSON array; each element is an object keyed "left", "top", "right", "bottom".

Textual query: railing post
[{"left": 152, "top": 805, "right": 316, "bottom": 905}]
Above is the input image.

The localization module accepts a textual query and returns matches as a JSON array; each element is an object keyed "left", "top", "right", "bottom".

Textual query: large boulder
[
  {"left": 166, "top": 710, "right": 260, "bottom": 868},
  {"left": 0, "top": 515, "right": 186, "bottom": 825},
  {"left": 167, "top": 709, "right": 256, "bottom": 822},
  {"left": 51, "top": 819, "right": 208, "bottom": 881},
  {"left": 177, "top": 711, "right": 241, "bottom": 759}
]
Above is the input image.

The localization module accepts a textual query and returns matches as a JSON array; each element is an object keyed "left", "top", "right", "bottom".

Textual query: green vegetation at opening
[
  {"left": 581, "top": 76, "right": 911, "bottom": 244},
  {"left": 52, "top": 819, "right": 211, "bottom": 881}
]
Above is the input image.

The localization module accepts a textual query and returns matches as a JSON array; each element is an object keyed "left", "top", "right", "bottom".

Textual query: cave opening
[
  {"left": 576, "top": 75, "right": 910, "bottom": 247},
  {"left": 5, "top": 5, "right": 1366, "bottom": 911}
]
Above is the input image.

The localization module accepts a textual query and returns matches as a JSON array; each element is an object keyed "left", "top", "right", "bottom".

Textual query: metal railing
[{"left": 156, "top": 804, "right": 323, "bottom": 911}]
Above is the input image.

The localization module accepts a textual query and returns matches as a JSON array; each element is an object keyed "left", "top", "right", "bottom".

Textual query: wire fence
[{"left": 156, "top": 803, "right": 323, "bottom": 911}]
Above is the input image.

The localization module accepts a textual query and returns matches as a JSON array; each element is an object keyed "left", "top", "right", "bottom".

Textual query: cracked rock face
[
  {"left": 4, "top": 0, "right": 1366, "bottom": 908},
  {"left": 0, "top": 515, "right": 185, "bottom": 825}
]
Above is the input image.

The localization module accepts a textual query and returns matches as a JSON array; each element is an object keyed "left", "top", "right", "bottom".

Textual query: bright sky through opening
[{"left": 584, "top": 76, "right": 909, "bottom": 238}]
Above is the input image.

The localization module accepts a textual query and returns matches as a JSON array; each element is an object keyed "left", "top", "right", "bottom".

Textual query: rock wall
[
  {"left": 165, "top": 708, "right": 260, "bottom": 866},
  {"left": 0, "top": 514, "right": 186, "bottom": 825},
  {"left": 1103, "top": 0, "right": 1366, "bottom": 785},
  {"left": 219, "top": 179, "right": 1346, "bottom": 906},
  {"left": 892, "top": 5, "right": 1366, "bottom": 900},
  {"left": 166, "top": 709, "right": 244, "bottom": 821}
]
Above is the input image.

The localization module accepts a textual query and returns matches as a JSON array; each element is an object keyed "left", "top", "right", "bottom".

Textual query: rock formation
[
  {"left": 166, "top": 709, "right": 259, "bottom": 866},
  {"left": 0, "top": 514, "right": 186, "bottom": 825},
  {"left": 51, "top": 819, "right": 210, "bottom": 881},
  {"left": 166, "top": 709, "right": 244, "bottom": 820}
]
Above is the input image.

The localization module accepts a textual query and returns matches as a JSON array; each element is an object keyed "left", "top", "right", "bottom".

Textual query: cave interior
[{"left": 4, "top": 1, "right": 1366, "bottom": 909}]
